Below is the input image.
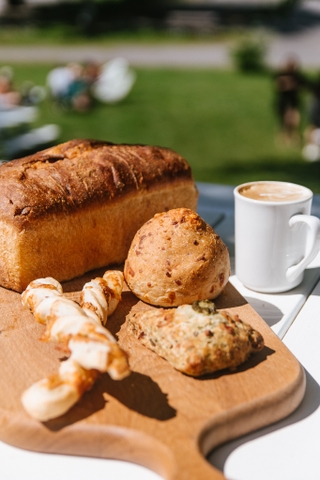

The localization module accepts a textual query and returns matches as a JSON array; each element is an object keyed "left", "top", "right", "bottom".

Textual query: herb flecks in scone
[{"left": 127, "top": 300, "right": 264, "bottom": 377}]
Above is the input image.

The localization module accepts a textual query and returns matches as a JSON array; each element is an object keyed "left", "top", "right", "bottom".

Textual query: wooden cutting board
[{"left": 0, "top": 267, "right": 305, "bottom": 480}]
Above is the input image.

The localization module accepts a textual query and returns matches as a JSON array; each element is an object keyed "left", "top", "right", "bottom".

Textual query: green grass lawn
[{"left": 5, "top": 63, "right": 320, "bottom": 193}]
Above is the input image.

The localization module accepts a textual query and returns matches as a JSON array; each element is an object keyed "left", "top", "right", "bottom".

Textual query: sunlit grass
[{"left": 4, "top": 63, "right": 319, "bottom": 192}]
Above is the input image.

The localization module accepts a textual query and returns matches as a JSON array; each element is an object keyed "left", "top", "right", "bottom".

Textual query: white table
[
  {"left": 199, "top": 182, "right": 320, "bottom": 480},
  {"left": 1, "top": 181, "right": 320, "bottom": 480}
]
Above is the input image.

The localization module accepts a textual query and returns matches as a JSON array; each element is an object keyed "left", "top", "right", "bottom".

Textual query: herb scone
[
  {"left": 0, "top": 139, "right": 198, "bottom": 292},
  {"left": 127, "top": 300, "right": 264, "bottom": 376}
]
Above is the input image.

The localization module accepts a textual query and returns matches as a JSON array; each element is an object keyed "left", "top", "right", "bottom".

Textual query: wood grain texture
[{"left": 0, "top": 268, "right": 306, "bottom": 480}]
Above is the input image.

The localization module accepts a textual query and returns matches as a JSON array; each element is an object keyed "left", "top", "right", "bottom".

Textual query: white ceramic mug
[{"left": 234, "top": 181, "right": 320, "bottom": 293}]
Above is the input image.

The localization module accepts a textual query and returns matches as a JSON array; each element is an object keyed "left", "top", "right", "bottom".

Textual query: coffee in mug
[
  {"left": 238, "top": 182, "right": 310, "bottom": 202},
  {"left": 234, "top": 181, "right": 320, "bottom": 293}
]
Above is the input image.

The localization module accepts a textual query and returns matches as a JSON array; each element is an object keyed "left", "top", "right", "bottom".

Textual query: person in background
[
  {"left": 82, "top": 60, "right": 101, "bottom": 87},
  {"left": 307, "top": 73, "right": 320, "bottom": 133},
  {"left": 302, "top": 72, "right": 320, "bottom": 162},
  {"left": 46, "top": 63, "right": 75, "bottom": 108},
  {"left": 274, "top": 56, "right": 307, "bottom": 146},
  {"left": 0, "top": 72, "right": 21, "bottom": 108},
  {"left": 67, "top": 62, "right": 92, "bottom": 112},
  {"left": 47, "top": 62, "right": 93, "bottom": 112}
]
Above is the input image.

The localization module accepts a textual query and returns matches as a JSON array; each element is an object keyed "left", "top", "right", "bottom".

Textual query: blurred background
[{"left": 0, "top": 0, "right": 319, "bottom": 191}]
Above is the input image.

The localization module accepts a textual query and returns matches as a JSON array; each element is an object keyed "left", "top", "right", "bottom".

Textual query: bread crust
[
  {"left": 0, "top": 139, "right": 198, "bottom": 291},
  {"left": 0, "top": 139, "right": 195, "bottom": 225}
]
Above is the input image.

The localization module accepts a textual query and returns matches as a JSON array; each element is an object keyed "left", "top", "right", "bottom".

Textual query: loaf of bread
[{"left": 0, "top": 139, "right": 198, "bottom": 292}]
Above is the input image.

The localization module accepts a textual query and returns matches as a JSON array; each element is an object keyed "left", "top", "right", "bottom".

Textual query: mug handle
[{"left": 286, "top": 214, "right": 320, "bottom": 282}]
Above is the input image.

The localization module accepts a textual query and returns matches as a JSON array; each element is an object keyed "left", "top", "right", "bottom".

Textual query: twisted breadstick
[
  {"left": 21, "top": 359, "right": 99, "bottom": 422},
  {"left": 21, "top": 271, "right": 129, "bottom": 421},
  {"left": 80, "top": 270, "right": 124, "bottom": 324}
]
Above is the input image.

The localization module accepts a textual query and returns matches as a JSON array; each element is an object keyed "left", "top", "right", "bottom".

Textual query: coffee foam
[{"left": 239, "top": 182, "right": 310, "bottom": 202}]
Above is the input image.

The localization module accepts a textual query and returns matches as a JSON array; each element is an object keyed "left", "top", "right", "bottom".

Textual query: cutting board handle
[
  {"left": 0, "top": 412, "right": 225, "bottom": 480},
  {"left": 162, "top": 441, "right": 226, "bottom": 480}
]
